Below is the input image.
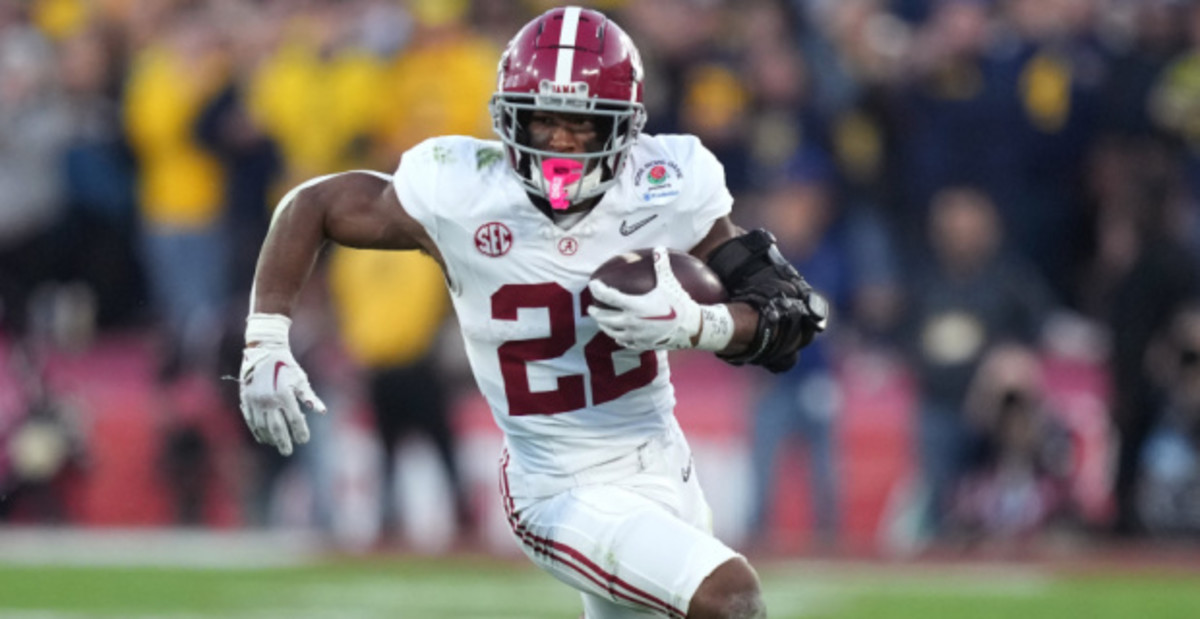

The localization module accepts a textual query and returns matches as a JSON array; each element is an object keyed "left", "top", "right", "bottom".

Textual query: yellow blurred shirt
[
  {"left": 375, "top": 34, "right": 498, "bottom": 154},
  {"left": 248, "top": 41, "right": 386, "bottom": 180},
  {"left": 31, "top": 0, "right": 88, "bottom": 40},
  {"left": 329, "top": 248, "right": 449, "bottom": 367},
  {"left": 123, "top": 45, "right": 227, "bottom": 228}
]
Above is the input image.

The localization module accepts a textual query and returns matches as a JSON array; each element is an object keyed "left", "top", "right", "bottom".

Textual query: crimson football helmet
[{"left": 490, "top": 6, "right": 647, "bottom": 207}]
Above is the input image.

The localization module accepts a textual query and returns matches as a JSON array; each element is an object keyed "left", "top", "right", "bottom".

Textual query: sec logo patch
[{"left": 475, "top": 222, "right": 513, "bottom": 257}]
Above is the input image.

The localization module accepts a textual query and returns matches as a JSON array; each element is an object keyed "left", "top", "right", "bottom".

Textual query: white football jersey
[{"left": 392, "top": 134, "right": 732, "bottom": 476}]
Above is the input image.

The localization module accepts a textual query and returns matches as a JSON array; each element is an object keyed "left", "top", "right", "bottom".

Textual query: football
[{"left": 590, "top": 248, "right": 727, "bottom": 305}]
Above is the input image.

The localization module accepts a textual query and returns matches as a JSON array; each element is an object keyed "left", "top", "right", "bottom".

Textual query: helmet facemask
[{"left": 491, "top": 83, "right": 646, "bottom": 209}]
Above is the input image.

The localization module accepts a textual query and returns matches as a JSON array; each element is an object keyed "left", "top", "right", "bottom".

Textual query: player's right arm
[
  {"left": 252, "top": 171, "right": 441, "bottom": 317},
  {"left": 241, "top": 171, "right": 437, "bottom": 456}
]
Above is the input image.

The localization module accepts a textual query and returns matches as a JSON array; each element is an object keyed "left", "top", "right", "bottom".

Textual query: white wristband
[
  {"left": 696, "top": 304, "right": 735, "bottom": 352},
  {"left": 246, "top": 313, "right": 291, "bottom": 347}
]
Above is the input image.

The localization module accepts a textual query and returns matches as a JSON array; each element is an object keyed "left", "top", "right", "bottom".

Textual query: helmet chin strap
[{"left": 539, "top": 157, "right": 604, "bottom": 210}]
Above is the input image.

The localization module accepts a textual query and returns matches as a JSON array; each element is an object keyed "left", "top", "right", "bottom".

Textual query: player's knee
[{"left": 687, "top": 557, "right": 766, "bottom": 619}]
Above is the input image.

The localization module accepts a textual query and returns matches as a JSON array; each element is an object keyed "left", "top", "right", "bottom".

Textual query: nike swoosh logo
[
  {"left": 273, "top": 361, "right": 287, "bottom": 390},
  {"left": 682, "top": 456, "right": 693, "bottom": 482},
  {"left": 641, "top": 307, "right": 677, "bottom": 321},
  {"left": 619, "top": 214, "right": 658, "bottom": 236}
]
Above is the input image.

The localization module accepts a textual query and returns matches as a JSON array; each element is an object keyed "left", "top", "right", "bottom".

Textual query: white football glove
[
  {"left": 239, "top": 313, "right": 326, "bottom": 456},
  {"left": 587, "top": 247, "right": 733, "bottom": 352}
]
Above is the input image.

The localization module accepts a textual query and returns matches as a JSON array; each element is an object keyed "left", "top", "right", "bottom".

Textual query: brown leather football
[{"left": 590, "top": 248, "right": 727, "bottom": 305}]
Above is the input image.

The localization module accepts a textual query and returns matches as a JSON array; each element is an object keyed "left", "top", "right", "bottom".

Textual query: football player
[{"left": 239, "top": 6, "right": 826, "bottom": 618}]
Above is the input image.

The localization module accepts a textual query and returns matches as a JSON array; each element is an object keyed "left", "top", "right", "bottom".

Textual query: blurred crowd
[{"left": 3, "top": 0, "right": 1200, "bottom": 552}]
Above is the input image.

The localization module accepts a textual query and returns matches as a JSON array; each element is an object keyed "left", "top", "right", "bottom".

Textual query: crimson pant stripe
[
  {"left": 500, "top": 468, "right": 680, "bottom": 618},
  {"left": 500, "top": 450, "right": 556, "bottom": 563},
  {"left": 499, "top": 451, "right": 685, "bottom": 618}
]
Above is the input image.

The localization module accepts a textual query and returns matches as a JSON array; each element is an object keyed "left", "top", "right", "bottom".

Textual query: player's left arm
[
  {"left": 587, "top": 136, "right": 825, "bottom": 371},
  {"left": 692, "top": 216, "right": 829, "bottom": 373},
  {"left": 588, "top": 215, "right": 828, "bottom": 372},
  {"left": 685, "top": 216, "right": 761, "bottom": 357}
]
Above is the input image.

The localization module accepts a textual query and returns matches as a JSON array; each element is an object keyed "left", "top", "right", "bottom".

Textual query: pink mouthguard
[{"left": 541, "top": 158, "right": 584, "bottom": 210}]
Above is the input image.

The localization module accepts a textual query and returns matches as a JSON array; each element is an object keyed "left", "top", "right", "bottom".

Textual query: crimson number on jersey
[{"left": 492, "top": 282, "right": 657, "bottom": 415}]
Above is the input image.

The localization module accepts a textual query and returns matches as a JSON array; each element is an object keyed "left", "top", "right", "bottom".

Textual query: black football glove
[{"left": 707, "top": 229, "right": 829, "bottom": 373}]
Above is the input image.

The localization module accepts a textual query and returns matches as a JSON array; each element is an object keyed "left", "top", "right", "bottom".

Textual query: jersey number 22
[{"left": 493, "top": 282, "right": 657, "bottom": 415}]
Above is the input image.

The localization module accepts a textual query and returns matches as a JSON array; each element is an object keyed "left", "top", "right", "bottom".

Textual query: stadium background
[{"left": 1, "top": 0, "right": 1198, "bottom": 616}]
